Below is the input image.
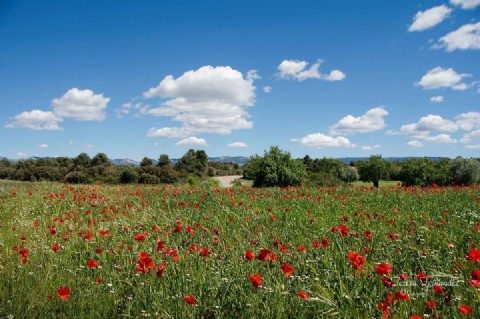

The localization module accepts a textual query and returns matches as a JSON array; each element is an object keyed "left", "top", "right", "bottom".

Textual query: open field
[{"left": 0, "top": 181, "right": 479, "bottom": 318}]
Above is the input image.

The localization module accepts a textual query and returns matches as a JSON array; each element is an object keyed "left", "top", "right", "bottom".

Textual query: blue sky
[{"left": 1, "top": 0, "right": 479, "bottom": 161}]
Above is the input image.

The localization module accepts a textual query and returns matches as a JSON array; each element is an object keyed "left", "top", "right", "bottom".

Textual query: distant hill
[
  {"left": 336, "top": 157, "right": 445, "bottom": 164},
  {"left": 111, "top": 156, "right": 250, "bottom": 167}
]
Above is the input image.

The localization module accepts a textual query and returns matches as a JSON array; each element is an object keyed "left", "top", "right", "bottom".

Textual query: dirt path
[{"left": 212, "top": 175, "right": 243, "bottom": 187}]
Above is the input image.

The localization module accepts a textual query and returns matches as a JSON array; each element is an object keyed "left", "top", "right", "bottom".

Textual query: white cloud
[
  {"left": 5, "top": 110, "right": 63, "bottom": 131},
  {"left": 455, "top": 112, "right": 480, "bottom": 131},
  {"left": 460, "top": 129, "right": 480, "bottom": 143},
  {"left": 38, "top": 144, "right": 48, "bottom": 149},
  {"left": 324, "top": 70, "right": 346, "bottom": 81},
  {"left": 430, "top": 96, "right": 445, "bottom": 102},
  {"left": 144, "top": 66, "right": 255, "bottom": 138},
  {"left": 407, "top": 140, "right": 423, "bottom": 148},
  {"left": 400, "top": 115, "right": 458, "bottom": 135},
  {"left": 408, "top": 5, "right": 452, "bottom": 32},
  {"left": 330, "top": 107, "right": 388, "bottom": 135},
  {"left": 228, "top": 142, "right": 248, "bottom": 148},
  {"left": 276, "top": 59, "right": 346, "bottom": 81},
  {"left": 175, "top": 136, "right": 208, "bottom": 147},
  {"left": 52, "top": 88, "right": 110, "bottom": 121},
  {"left": 17, "top": 152, "right": 28, "bottom": 158},
  {"left": 86, "top": 144, "right": 94, "bottom": 148},
  {"left": 465, "top": 143, "right": 480, "bottom": 149},
  {"left": 449, "top": 0, "right": 480, "bottom": 9},
  {"left": 437, "top": 22, "right": 480, "bottom": 52},
  {"left": 246, "top": 70, "right": 261, "bottom": 80},
  {"left": 291, "top": 133, "right": 355, "bottom": 148},
  {"left": 417, "top": 67, "right": 472, "bottom": 90},
  {"left": 424, "top": 133, "right": 457, "bottom": 143},
  {"left": 361, "top": 145, "right": 380, "bottom": 151},
  {"left": 263, "top": 86, "right": 272, "bottom": 93}
]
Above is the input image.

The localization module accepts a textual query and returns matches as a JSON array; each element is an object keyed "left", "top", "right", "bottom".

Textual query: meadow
[{"left": 0, "top": 180, "right": 479, "bottom": 318}]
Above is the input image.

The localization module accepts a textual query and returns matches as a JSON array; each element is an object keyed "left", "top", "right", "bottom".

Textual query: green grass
[
  {"left": 0, "top": 181, "right": 479, "bottom": 318},
  {"left": 352, "top": 180, "right": 401, "bottom": 187}
]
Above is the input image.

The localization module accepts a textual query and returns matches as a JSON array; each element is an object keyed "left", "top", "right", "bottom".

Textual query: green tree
[
  {"left": 243, "top": 146, "right": 306, "bottom": 187},
  {"left": 450, "top": 157, "right": 480, "bottom": 185},
  {"left": 358, "top": 155, "right": 390, "bottom": 188},
  {"left": 398, "top": 157, "right": 450, "bottom": 187},
  {"left": 157, "top": 154, "right": 171, "bottom": 168}
]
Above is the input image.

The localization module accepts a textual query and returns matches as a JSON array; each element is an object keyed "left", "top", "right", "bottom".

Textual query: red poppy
[
  {"left": 433, "top": 285, "right": 444, "bottom": 294},
  {"left": 87, "top": 259, "right": 99, "bottom": 268},
  {"left": 469, "top": 279, "right": 480, "bottom": 288},
  {"left": 52, "top": 242, "right": 61, "bottom": 252},
  {"left": 410, "top": 316, "right": 422, "bottom": 319},
  {"left": 465, "top": 249, "right": 480, "bottom": 262},
  {"left": 245, "top": 250, "right": 255, "bottom": 260},
  {"left": 249, "top": 273, "right": 262, "bottom": 288},
  {"left": 426, "top": 301, "right": 436, "bottom": 308},
  {"left": 281, "top": 262, "right": 294, "bottom": 276},
  {"left": 297, "top": 245, "right": 306, "bottom": 252},
  {"left": 399, "top": 273, "right": 408, "bottom": 281},
  {"left": 297, "top": 290, "right": 310, "bottom": 299},
  {"left": 417, "top": 272, "right": 429, "bottom": 282},
  {"left": 183, "top": 295, "right": 196, "bottom": 305},
  {"left": 57, "top": 287, "right": 70, "bottom": 300},
  {"left": 395, "top": 290, "right": 409, "bottom": 301},
  {"left": 156, "top": 261, "right": 167, "bottom": 278},
  {"left": 381, "top": 276, "right": 393, "bottom": 288},
  {"left": 458, "top": 304, "right": 473, "bottom": 315},
  {"left": 346, "top": 251, "right": 365, "bottom": 270},
  {"left": 374, "top": 263, "right": 393, "bottom": 275},
  {"left": 321, "top": 238, "right": 329, "bottom": 248}
]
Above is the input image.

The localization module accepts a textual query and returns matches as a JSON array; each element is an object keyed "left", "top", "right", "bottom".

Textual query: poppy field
[{"left": 0, "top": 181, "right": 479, "bottom": 318}]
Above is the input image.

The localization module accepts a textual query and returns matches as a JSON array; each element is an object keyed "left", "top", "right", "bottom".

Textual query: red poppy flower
[
  {"left": 96, "top": 277, "right": 103, "bottom": 284},
  {"left": 472, "top": 269, "right": 480, "bottom": 280},
  {"left": 399, "top": 273, "right": 408, "bottom": 281},
  {"left": 346, "top": 251, "right": 365, "bottom": 270},
  {"left": 417, "top": 272, "right": 428, "bottom": 282},
  {"left": 433, "top": 285, "right": 444, "bottom": 294},
  {"left": 395, "top": 290, "right": 409, "bottom": 301},
  {"left": 426, "top": 301, "right": 436, "bottom": 308},
  {"left": 410, "top": 316, "right": 422, "bottom": 319},
  {"left": 458, "top": 304, "right": 473, "bottom": 315},
  {"left": 281, "top": 262, "right": 294, "bottom": 276},
  {"left": 183, "top": 295, "right": 196, "bottom": 305},
  {"left": 52, "top": 242, "right": 61, "bottom": 252},
  {"left": 87, "top": 259, "right": 99, "bottom": 268},
  {"left": 249, "top": 273, "right": 262, "bottom": 288},
  {"left": 57, "top": 287, "right": 70, "bottom": 300},
  {"left": 245, "top": 250, "right": 255, "bottom": 260},
  {"left": 297, "top": 290, "right": 310, "bottom": 299},
  {"left": 381, "top": 276, "right": 393, "bottom": 288},
  {"left": 297, "top": 245, "right": 306, "bottom": 252},
  {"left": 465, "top": 249, "right": 480, "bottom": 262},
  {"left": 374, "top": 263, "right": 393, "bottom": 275},
  {"left": 156, "top": 261, "right": 167, "bottom": 278},
  {"left": 469, "top": 279, "right": 480, "bottom": 288},
  {"left": 321, "top": 238, "right": 329, "bottom": 248}
]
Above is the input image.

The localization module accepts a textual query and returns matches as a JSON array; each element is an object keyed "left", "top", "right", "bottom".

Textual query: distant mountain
[
  {"left": 208, "top": 156, "right": 250, "bottom": 165},
  {"left": 111, "top": 158, "right": 140, "bottom": 166},
  {"left": 336, "top": 157, "right": 445, "bottom": 164}
]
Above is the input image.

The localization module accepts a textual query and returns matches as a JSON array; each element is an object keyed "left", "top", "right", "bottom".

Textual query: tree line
[
  {"left": 1, "top": 146, "right": 479, "bottom": 187},
  {"left": 0, "top": 150, "right": 241, "bottom": 185}
]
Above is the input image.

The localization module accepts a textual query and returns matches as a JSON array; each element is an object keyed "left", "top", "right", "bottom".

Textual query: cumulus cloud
[
  {"left": 144, "top": 66, "right": 255, "bottom": 138},
  {"left": 449, "top": 0, "right": 480, "bottom": 9},
  {"left": 417, "top": 67, "right": 472, "bottom": 90},
  {"left": 38, "top": 144, "right": 48, "bottom": 149},
  {"left": 330, "top": 107, "right": 388, "bottom": 135},
  {"left": 5, "top": 110, "right": 63, "bottom": 131},
  {"left": 17, "top": 152, "right": 28, "bottom": 158},
  {"left": 175, "top": 136, "right": 208, "bottom": 147},
  {"left": 228, "top": 142, "right": 247, "bottom": 148},
  {"left": 291, "top": 133, "right": 355, "bottom": 148},
  {"left": 436, "top": 22, "right": 480, "bottom": 52},
  {"left": 52, "top": 88, "right": 110, "bottom": 121},
  {"left": 408, "top": 5, "right": 452, "bottom": 32},
  {"left": 361, "top": 145, "right": 380, "bottom": 151},
  {"left": 407, "top": 140, "right": 423, "bottom": 148},
  {"left": 389, "top": 112, "right": 480, "bottom": 147},
  {"left": 276, "top": 59, "right": 346, "bottom": 81},
  {"left": 263, "top": 86, "right": 272, "bottom": 93},
  {"left": 430, "top": 96, "right": 445, "bottom": 103},
  {"left": 465, "top": 143, "right": 480, "bottom": 149}
]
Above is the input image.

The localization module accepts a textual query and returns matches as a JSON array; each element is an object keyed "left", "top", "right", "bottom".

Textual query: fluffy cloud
[
  {"left": 38, "top": 144, "right": 49, "bottom": 149},
  {"left": 263, "top": 86, "right": 272, "bottom": 93},
  {"left": 417, "top": 67, "right": 472, "bottom": 90},
  {"left": 437, "top": 22, "right": 480, "bottom": 52},
  {"left": 430, "top": 96, "right": 445, "bottom": 103},
  {"left": 291, "top": 133, "right": 355, "bottom": 148},
  {"left": 52, "top": 88, "right": 110, "bottom": 121},
  {"left": 144, "top": 66, "right": 255, "bottom": 138},
  {"left": 389, "top": 112, "right": 480, "bottom": 147},
  {"left": 175, "top": 136, "right": 208, "bottom": 147},
  {"left": 5, "top": 110, "right": 63, "bottom": 131},
  {"left": 276, "top": 59, "right": 345, "bottom": 81},
  {"left": 228, "top": 142, "right": 248, "bottom": 148},
  {"left": 449, "top": 0, "right": 480, "bottom": 9},
  {"left": 361, "top": 145, "right": 380, "bottom": 151},
  {"left": 408, "top": 5, "right": 452, "bottom": 32},
  {"left": 329, "top": 107, "right": 388, "bottom": 135},
  {"left": 407, "top": 140, "right": 423, "bottom": 148}
]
